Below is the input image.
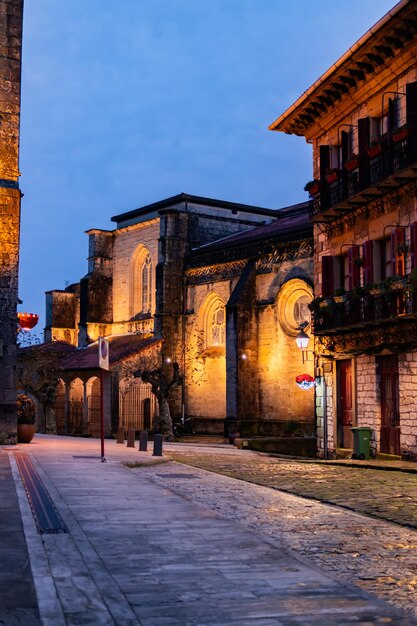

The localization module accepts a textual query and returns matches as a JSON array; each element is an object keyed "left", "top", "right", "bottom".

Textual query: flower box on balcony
[
  {"left": 344, "top": 156, "right": 359, "bottom": 172},
  {"left": 304, "top": 180, "right": 320, "bottom": 196},
  {"left": 325, "top": 170, "right": 339, "bottom": 184},
  {"left": 392, "top": 126, "right": 411, "bottom": 143},
  {"left": 367, "top": 143, "right": 383, "bottom": 158}
]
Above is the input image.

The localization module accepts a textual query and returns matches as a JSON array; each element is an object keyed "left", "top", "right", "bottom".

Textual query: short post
[
  {"left": 153, "top": 434, "right": 163, "bottom": 457},
  {"left": 139, "top": 430, "right": 148, "bottom": 452},
  {"left": 127, "top": 429, "right": 135, "bottom": 448},
  {"left": 116, "top": 427, "right": 124, "bottom": 444}
]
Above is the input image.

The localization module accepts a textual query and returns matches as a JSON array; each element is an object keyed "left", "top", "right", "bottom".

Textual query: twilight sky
[{"left": 19, "top": 0, "right": 396, "bottom": 331}]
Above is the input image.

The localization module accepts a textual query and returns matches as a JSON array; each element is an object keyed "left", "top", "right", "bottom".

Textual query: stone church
[{"left": 37, "top": 192, "right": 315, "bottom": 450}]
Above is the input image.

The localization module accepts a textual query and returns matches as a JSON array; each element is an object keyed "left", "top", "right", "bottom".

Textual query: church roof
[
  {"left": 61, "top": 334, "right": 160, "bottom": 371},
  {"left": 111, "top": 192, "right": 277, "bottom": 224},
  {"left": 192, "top": 202, "right": 310, "bottom": 255}
]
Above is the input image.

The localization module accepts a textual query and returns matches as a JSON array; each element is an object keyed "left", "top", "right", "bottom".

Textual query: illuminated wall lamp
[{"left": 295, "top": 326, "right": 313, "bottom": 364}]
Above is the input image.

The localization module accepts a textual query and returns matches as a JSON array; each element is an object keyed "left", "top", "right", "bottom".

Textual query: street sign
[{"left": 98, "top": 337, "right": 109, "bottom": 370}]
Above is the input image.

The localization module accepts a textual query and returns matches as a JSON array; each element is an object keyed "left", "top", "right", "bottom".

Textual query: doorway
[
  {"left": 378, "top": 355, "right": 400, "bottom": 455},
  {"left": 337, "top": 360, "right": 353, "bottom": 449}
]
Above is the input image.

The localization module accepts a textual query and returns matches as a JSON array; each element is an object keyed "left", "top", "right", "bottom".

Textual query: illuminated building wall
[{"left": 0, "top": 0, "right": 23, "bottom": 444}]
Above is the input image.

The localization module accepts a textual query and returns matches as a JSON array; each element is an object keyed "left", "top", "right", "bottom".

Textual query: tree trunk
[{"left": 158, "top": 397, "right": 174, "bottom": 441}]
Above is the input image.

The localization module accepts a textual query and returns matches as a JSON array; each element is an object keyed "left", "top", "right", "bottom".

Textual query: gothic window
[
  {"left": 141, "top": 254, "right": 151, "bottom": 313},
  {"left": 209, "top": 303, "right": 225, "bottom": 347},
  {"left": 130, "top": 246, "right": 152, "bottom": 317},
  {"left": 200, "top": 294, "right": 226, "bottom": 350}
]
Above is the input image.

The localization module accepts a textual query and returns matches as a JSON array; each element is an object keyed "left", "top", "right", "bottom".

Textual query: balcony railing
[
  {"left": 311, "top": 129, "right": 417, "bottom": 216},
  {"left": 312, "top": 283, "right": 417, "bottom": 334}
]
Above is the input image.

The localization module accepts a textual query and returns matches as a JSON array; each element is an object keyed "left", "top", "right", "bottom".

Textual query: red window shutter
[
  {"left": 410, "top": 222, "right": 417, "bottom": 269},
  {"left": 348, "top": 246, "right": 361, "bottom": 290},
  {"left": 363, "top": 240, "right": 374, "bottom": 285},
  {"left": 322, "top": 256, "right": 334, "bottom": 297}
]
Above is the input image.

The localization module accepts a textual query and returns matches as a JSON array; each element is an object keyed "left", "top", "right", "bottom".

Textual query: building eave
[{"left": 269, "top": 0, "right": 414, "bottom": 137}]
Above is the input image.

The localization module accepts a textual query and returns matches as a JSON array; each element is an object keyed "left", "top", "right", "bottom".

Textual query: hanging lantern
[
  {"left": 295, "top": 373, "right": 316, "bottom": 390},
  {"left": 17, "top": 312, "right": 39, "bottom": 331}
]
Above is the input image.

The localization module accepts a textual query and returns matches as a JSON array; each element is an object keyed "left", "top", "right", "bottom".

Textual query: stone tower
[{"left": 0, "top": 0, "right": 24, "bottom": 444}]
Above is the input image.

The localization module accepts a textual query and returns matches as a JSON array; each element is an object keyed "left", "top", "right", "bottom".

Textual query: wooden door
[
  {"left": 379, "top": 355, "right": 400, "bottom": 455},
  {"left": 337, "top": 360, "right": 353, "bottom": 449}
]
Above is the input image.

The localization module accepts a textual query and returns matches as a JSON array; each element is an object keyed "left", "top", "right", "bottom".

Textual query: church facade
[{"left": 42, "top": 193, "right": 315, "bottom": 448}]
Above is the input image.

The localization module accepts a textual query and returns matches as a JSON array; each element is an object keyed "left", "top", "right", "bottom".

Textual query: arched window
[
  {"left": 200, "top": 294, "right": 226, "bottom": 349},
  {"left": 141, "top": 254, "right": 151, "bottom": 313},
  {"left": 209, "top": 302, "right": 225, "bottom": 346},
  {"left": 130, "top": 246, "right": 152, "bottom": 317}
]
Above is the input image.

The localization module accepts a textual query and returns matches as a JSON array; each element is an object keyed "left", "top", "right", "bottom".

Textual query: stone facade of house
[
  {"left": 0, "top": 0, "right": 24, "bottom": 444},
  {"left": 271, "top": 0, "right": 417, "bottom": 459}
]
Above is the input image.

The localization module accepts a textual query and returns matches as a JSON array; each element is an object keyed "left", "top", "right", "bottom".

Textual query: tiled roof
[
  {"left": 18, "top": 341, "right": 77, "bottom": 356},
  {"left": 192, "top": 203, "right": 311, "bottom": 255},
  {"left": 61, "top": 335, "right": 160, "bottom": 371}
]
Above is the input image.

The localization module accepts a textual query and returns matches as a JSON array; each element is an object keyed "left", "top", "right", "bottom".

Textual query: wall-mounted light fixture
[{"left": 295, "top": 322, "right": 313, "bottom": 364}]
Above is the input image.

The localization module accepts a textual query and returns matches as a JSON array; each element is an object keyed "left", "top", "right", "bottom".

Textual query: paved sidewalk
[
  {"left": 3, "top": 435, "right": 416, "bottom": 625},
  {"left": 0, "top": 453, "right": 40, "bottom": 624}
]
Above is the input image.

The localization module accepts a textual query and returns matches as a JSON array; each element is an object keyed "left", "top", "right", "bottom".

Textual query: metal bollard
[
  {"left": 116, "top": 427, "right": 125, "bottom": 444},
  {"left": 127, "top": 429, "right": 135, "bottom": 448},
  {"left": 139, "top": 430, "right": 148, "bottom": 452},
  {"left": 153, "top": 434, "right": 163, "bottom": 457}
]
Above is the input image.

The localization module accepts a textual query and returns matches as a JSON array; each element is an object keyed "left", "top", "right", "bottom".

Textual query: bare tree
[{"left": 132, "top": 356, "right": 182, "bottom": 441}]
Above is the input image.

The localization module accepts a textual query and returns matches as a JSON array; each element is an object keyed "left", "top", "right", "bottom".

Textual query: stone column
[{"left": 0, "top": 0, "right": 24, "bottom": 444}]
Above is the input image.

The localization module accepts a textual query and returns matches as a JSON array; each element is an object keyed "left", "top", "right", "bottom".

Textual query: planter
[
  {"left": 344, "top": 157, "right": 359, "bottom": 172},
  {"left": 367, "top": 144, "right": 383, "bottom": 158},
  {"left": 392, "top": 127, "right": 411, "bottom": 143},
  {"left": 17, "top": 424, "right": 36, "bottom": 444},
  {"left": 319, "top": 298, "right": 332, "bottom": 308},
  {"left": 325, "top": 170, "right": 339, "bottom": 184},
  {"left": 308, "top": 182, "right": 320, "bottom": 196},
  {"left": 390, "top": 280, "right": 407, "bottom": 290},
  {"left": 333, "top": 294, "right": 348, "bottom": 303}
]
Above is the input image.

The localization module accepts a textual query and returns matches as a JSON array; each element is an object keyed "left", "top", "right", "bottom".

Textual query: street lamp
[{"left": 295, "top": 323, "right": 312, "bottom": 364}]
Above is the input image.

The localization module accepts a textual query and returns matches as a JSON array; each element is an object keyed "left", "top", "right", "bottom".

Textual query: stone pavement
[
  {"left": 167, "top": 447, "right": 417, "bottom": 528},
  {"left": 1, "top": 435, "right": 416, "bottom": 625},
  {"left": 0, "top": 453, "right": 40, "bottom": 624}
]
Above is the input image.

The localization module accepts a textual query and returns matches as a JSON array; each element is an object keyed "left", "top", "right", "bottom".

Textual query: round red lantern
[{"left": 17, "top": 312, "right": 39, "bottom": 331}]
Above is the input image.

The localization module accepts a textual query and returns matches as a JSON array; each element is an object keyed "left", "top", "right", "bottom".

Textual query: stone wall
[
  {"left": 398, "top": 351, "right": 417, "bottom": 459},
  {"left": 112, "top": 219, "right": 159, "bottom": 324},
  {"left": 0, "top": 0, "right": 23, "bottom": 444}
]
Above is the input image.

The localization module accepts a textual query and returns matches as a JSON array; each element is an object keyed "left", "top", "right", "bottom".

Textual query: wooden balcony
[{"left": 311, "top": 129, "right": 417, "bottom": 220}]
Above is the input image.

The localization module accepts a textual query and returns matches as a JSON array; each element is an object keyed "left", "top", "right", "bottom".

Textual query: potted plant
[
  {"left": 304, "top": 179, "right": 320, "bottom": 196},
  {"left": 386, "top": 275, "right": 407, "bottom": 290},
  {"left": 392, "top": 125, "right": 412, "bottom": 143},
  {"left": 366, "top": 282, "right": 385, "bottom": 296},
  {"left": 344, "top": 154, "right": 359, "bottom": 172},
  {"left": 17, "top": 394, "right": 36, "bottom": 444},
  {"left": 325, "top": 168, "right": 339, "bottom": 184},
  {"left": 351, "top": 285, "right": 365, "bottom": 300},
  {"left": 308, "top": 297, "right": 324, "bottom": 313},
  {"left": 333, "top": 287, "right": 348, "bottom": 303},
  {"left": 367, "top": 140, "right": 383, "bottom": 158}
]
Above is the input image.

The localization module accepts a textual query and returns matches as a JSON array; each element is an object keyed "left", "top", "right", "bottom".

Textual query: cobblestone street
[
  {"left": 168, "top": 447, "right": 417, "bottom": 528},
  {"left": 141, "top": 443, "right": 417, "bottom": 617}
]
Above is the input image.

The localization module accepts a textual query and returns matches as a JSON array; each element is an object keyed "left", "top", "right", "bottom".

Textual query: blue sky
[{"left": 19, "top": 0, "right": 396, "bottom": 330}]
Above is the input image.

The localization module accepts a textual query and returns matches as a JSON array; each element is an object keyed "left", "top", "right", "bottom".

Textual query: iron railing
[
  {"left": 313, "top": 284, "right": 417, "bottom": 334},
  {"left": 311, "top": 129, "right": 417, "bottom": 216}
]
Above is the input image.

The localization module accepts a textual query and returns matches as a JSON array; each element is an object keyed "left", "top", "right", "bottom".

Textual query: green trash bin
[{"left": 350, "top": 427, "right": 373, "bottom": 460}]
